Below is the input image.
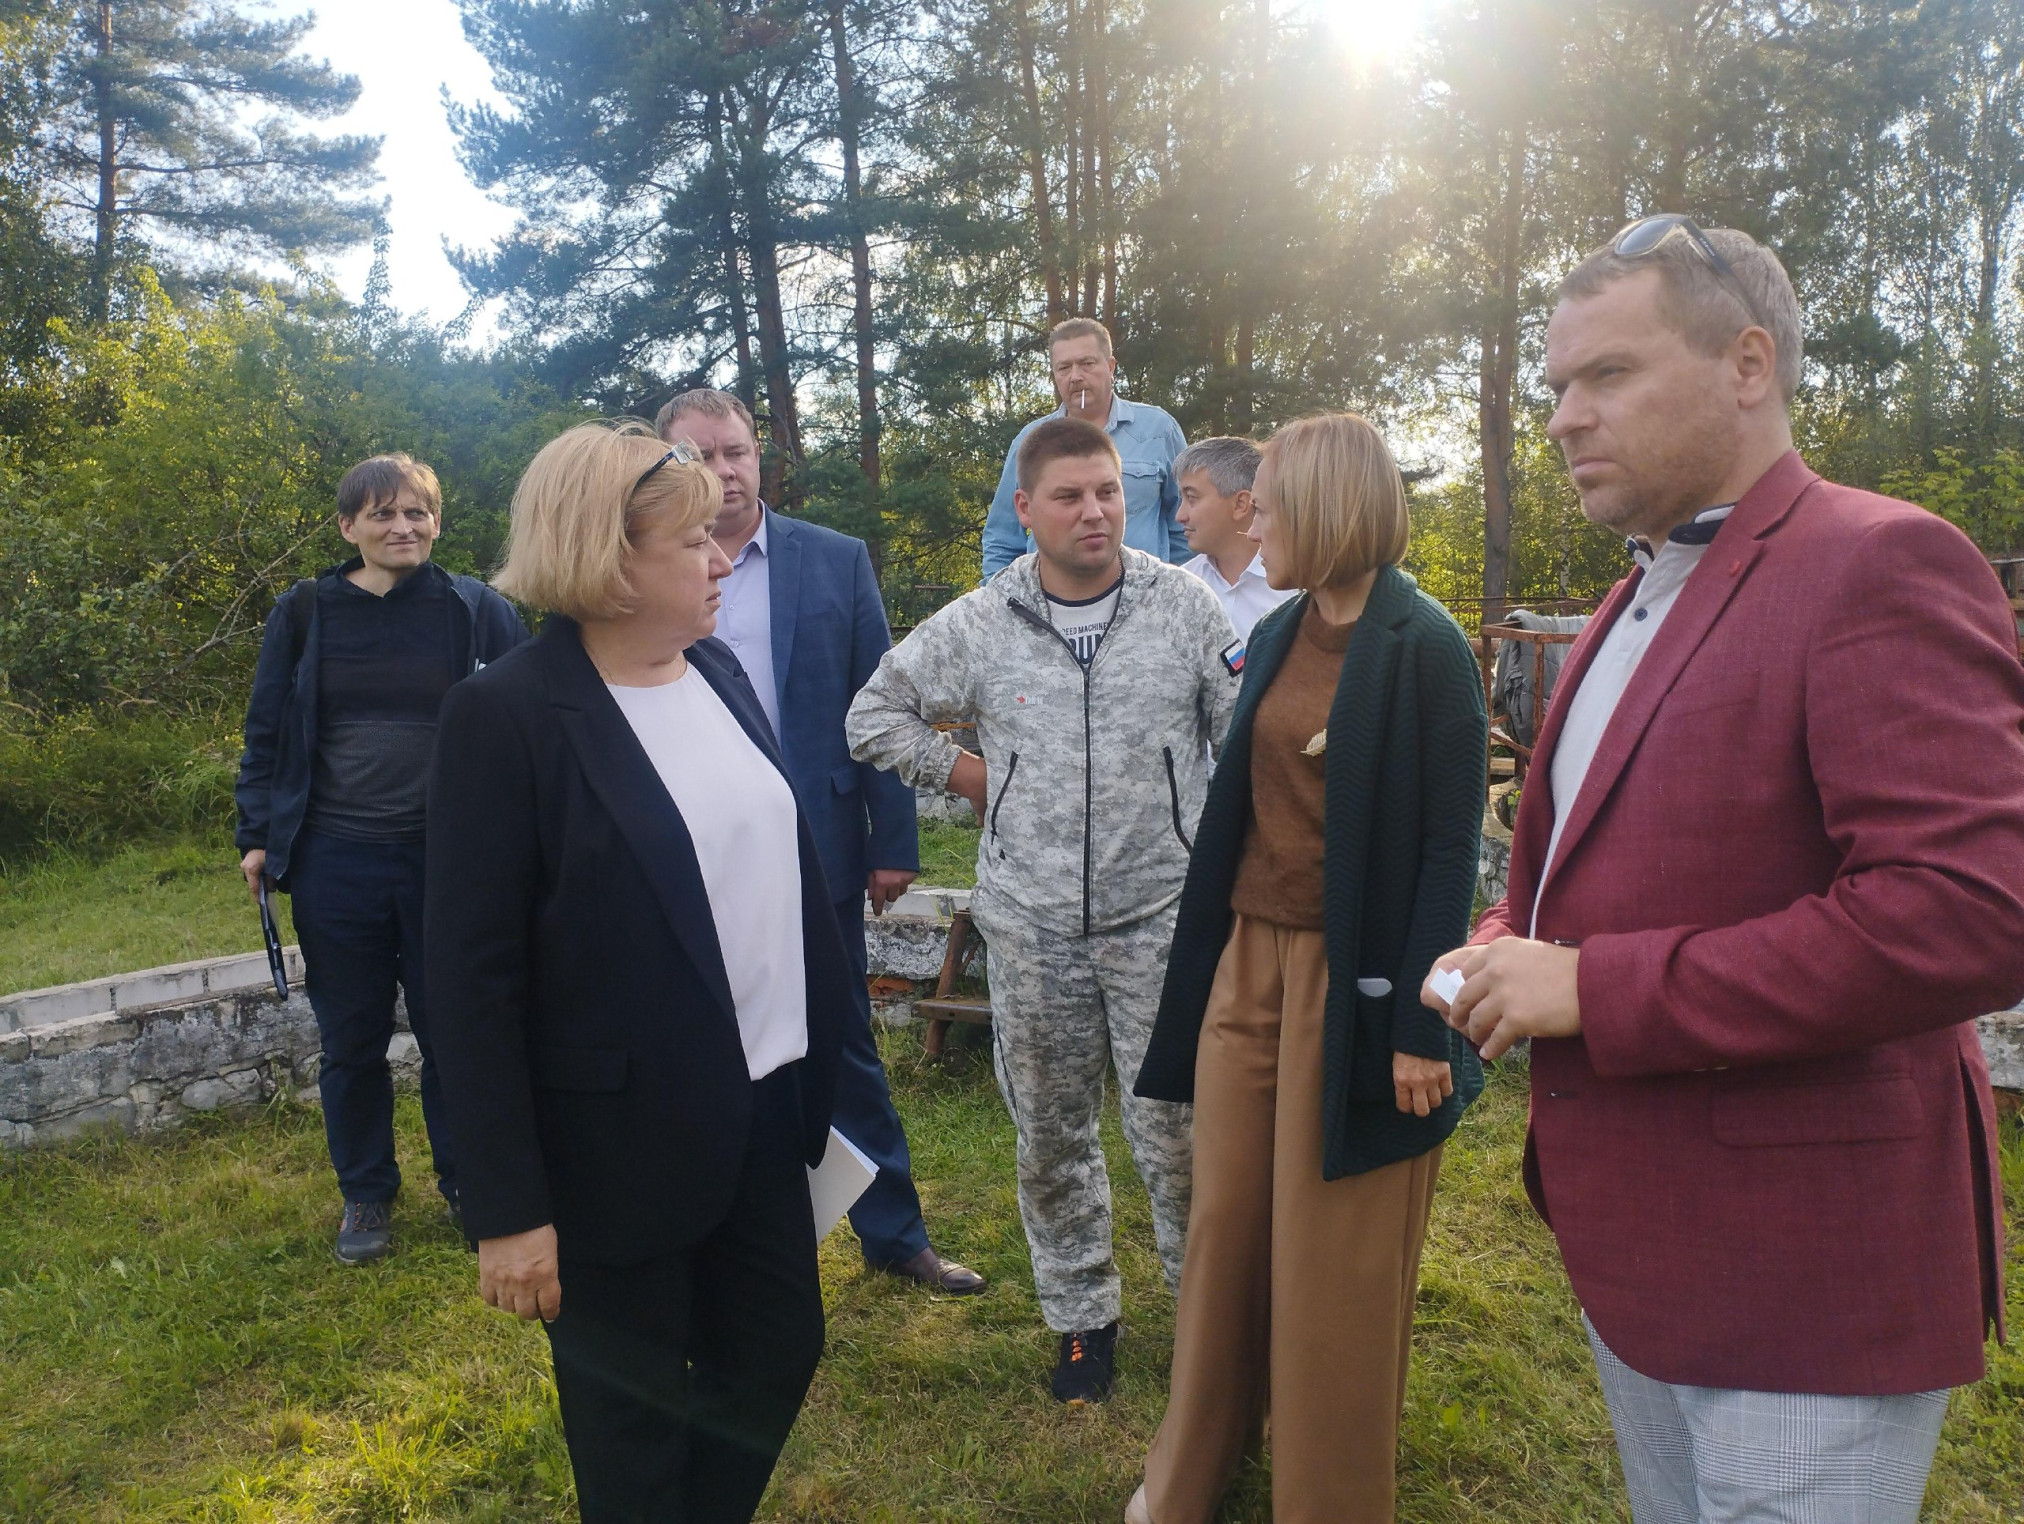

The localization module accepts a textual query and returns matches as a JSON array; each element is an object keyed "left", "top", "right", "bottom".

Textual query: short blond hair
[
  {"left": 1048, "top": 317, "right": 1113, "bottom": 357},
  {"left": 1260, "top": 413, "right": 1410, "bottom": 590},
  {"left": 493, "top": 420, "right": 721, "bottom": 620}
]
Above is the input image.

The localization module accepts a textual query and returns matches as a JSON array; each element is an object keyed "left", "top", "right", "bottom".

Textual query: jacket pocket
[
  {"left": 1711, "top": 1073, "right": 1923, "bottom": 1146},
  {"left": 531, "top": 1046, "right": 629, "bottom": 1093},
  {"left": 989, "top": 751, "right": 1022, "bottom": 841},
  {"left": 1161, "top": 746, "right": 1193, "bottom": 853}
]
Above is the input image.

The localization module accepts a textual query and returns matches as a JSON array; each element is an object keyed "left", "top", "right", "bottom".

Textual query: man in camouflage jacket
[{"left": 848, "top": 417, "right": 1240, "bottom": 1403}]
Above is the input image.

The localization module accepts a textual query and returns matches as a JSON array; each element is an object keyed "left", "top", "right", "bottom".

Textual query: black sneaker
[
  {"left": 1051, "top": 1320, "right": 1119, "bottom": 1404},
  {"left": 335, "top": 1200, "right": 393, "bottom": 1265}
]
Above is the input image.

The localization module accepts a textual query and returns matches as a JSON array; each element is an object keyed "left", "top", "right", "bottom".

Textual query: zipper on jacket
[
  {"left": 989, "top": 751, "right": 1021, "bottom": 849},
  {"left": 1008, "top": 597, "right": 1099, "bottom": 934},
  {"left": 1161, "top": 746, "right": 1193, "bottom": 853}
]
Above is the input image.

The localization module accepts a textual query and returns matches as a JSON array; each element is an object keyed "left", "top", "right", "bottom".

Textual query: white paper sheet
[
  {"left": 808, "top": 1127, "right": 879, "bottom": 1239},
  {"left": 1429, "top": 966, "right": 1466, "bottom": 1006}
]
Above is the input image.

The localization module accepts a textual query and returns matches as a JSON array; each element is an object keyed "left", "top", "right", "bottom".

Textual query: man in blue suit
[{"left": 657, "top": 389, "right": 987, "bottom": 1296}]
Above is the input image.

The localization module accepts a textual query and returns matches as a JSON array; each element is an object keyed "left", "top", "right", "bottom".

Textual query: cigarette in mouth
[{"left": 1079, "top": 386, "right": 1086, "bottom": 411}]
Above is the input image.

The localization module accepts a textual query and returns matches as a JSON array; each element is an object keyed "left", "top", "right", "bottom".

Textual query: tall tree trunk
[
  {"left": 1232, "top": 0, "right": 1270, "bottom": 432},
  {"left": 1084, "top": 0, "right": 1108, "bottom": 320},
  {"left": 1063, "top": 0, "right": 1081, "bottom": 312},
  {"left": 705, "top": 90, "right": 759, "bottom": 412},
  {"left": 829, "top": 0, "right": 882, "bottom": 501},
  {"left": 91, "top": 0, "right": 116, "bottom": 320},
  {"left": 737, "top": 99, "right": 804, "bottom": 507},
  {"left": 1011, "top": 0, "right": 1065, "bottom": 322},
  {"left": 1480, "top": 128, "right": 1526, "bottom": 619}
]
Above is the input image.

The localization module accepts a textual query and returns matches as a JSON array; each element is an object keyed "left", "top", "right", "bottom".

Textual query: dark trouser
[
  {"left": 288, "top": 829, "right": 453, "bottom": 1205},
  {"left": 830, "top": 893, "right": 932, "bottom": 1267},
  {"left": 544, "top": 1067, "right": 825, "bottom": 1524}
]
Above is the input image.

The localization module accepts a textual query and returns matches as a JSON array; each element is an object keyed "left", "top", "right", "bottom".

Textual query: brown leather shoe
[{"left": 883, "top": 1246, "right": 987, "bottom": 1294}]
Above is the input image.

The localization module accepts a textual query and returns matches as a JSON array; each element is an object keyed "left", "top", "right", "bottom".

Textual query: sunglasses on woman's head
[
  {"left": 1611, "top": 213, "right": 1761, "bottom": 326},
  {"left": 631, "top": 437, "right": 700, "bottom": 497}
]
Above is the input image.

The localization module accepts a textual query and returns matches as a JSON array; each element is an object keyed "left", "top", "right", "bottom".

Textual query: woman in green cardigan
[{"left": 1126, "top": 413, "right": 1487, "bottom": 1524}]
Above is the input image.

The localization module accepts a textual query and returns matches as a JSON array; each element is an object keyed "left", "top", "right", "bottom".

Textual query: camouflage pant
[{"left": 977, "top": 903, "right": 1194, "bottom": 1333}]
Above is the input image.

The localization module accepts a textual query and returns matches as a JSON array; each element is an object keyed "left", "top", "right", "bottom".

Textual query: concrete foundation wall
[{"left": 4, "top": 876, "right": 2020, "bottom": 1150}]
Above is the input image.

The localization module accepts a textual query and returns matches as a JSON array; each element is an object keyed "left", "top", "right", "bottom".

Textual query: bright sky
[
  {"left": 256, "top": 0, "right": 1432, "bottom": 335},
  {"left": 1301, "top": 0, "right": 1434, "bottom": 67},
  {"left": 259, "top": 0, "right": 514, "bottom": 328}
]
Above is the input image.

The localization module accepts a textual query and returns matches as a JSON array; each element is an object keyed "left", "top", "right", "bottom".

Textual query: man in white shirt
[{"left": 1174, "top": 436, "right": 1296, "bottom": 641}]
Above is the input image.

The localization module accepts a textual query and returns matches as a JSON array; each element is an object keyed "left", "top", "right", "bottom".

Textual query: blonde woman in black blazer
[{"left": 426, "top": 422, "right": 853, "bottom": 1524}]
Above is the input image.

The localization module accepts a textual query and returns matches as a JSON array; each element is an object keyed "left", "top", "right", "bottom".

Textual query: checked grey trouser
[
  {"left": 1585, "top": 1315, "right": 1951, "bottom": 1524},
  {"left": 978, "top": 903, "right": 1194, "bottom": 1333}
]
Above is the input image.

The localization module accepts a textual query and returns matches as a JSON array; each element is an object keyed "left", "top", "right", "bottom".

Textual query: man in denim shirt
[{"left": 981, "top": 318, "right": 1189, "bottom": 580}]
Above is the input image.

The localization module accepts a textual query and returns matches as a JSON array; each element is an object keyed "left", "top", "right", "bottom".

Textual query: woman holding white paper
[
  {"left": 1129, "top": 414, "right": 1488, "bottom": 1523},
  {"left": 424, "top": 420, "right": 854, "bottom": 1524}
]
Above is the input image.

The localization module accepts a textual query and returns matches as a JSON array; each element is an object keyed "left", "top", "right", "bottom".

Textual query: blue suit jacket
[{"left": 765, "top": 511, "right": 920, "bottom": 899}]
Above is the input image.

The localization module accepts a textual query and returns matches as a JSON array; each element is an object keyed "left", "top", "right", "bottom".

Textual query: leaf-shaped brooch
[{"left": 1302, "top": 729, "right": 1327, "bottom": 757}]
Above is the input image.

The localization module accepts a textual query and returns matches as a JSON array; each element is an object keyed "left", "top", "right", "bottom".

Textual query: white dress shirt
[
  {"left": 1531, "top": 506, "right": 1734, "bottom": 937},
  {"left": 606, "top": 666, "right": 807, "bottom": 1080},
  {"left": 1181, "top": 551, "right": 1296, "bottom": 640},
  {"left": 716, "top": 509, "right": 779, "bottom": 738}
]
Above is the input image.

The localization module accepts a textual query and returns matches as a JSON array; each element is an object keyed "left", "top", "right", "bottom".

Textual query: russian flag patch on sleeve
[{"left": 1220, "top": 637, "right": 1245, "bottom": 676}]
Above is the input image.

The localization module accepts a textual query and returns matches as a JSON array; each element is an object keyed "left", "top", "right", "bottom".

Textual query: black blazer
[
  {"left": 424, "top": 619, "right": 849, "bottom": 1264},
  {"left": 1135, "top": 565, "right": 1488, "bottom": 1178}
]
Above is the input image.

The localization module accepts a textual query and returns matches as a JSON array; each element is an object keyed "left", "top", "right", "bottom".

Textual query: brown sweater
[{"left": 1230, "top": 601, "right": 1355, "bottom": 929}]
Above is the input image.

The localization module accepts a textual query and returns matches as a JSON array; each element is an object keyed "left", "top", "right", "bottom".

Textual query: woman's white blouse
[{"left": 606, "top": 666, "right": 807, "bottom": 1080}]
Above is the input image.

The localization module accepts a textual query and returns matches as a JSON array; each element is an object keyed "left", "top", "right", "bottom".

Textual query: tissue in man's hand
[
  {"left": 1429, "top": 967, "right": 1466, "bottom": 1007},
  {"left": 809, "top": 1128, "right": 879, "bottom": 1238}
]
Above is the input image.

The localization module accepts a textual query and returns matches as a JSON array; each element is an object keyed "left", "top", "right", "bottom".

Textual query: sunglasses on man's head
[
  {"left": 631, "top": 437, "right": 699, "bottom": 497},
  {"left": 1611, "top": 213, "right": 1761, "bottom": 326}
]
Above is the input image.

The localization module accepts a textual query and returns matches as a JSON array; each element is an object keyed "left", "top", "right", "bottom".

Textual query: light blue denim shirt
[{"left": 981, "top": 395, "right": 1190, "bottom": 580}]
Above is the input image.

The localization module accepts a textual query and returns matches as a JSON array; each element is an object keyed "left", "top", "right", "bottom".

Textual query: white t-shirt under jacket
[{"left": 606, "top": 665, "right": 807, "bottom": 1081}]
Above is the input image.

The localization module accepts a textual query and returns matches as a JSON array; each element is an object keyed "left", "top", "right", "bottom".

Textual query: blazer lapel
[
  {"left": 765, "top": 508, "right": 801, "bottom": 721},
  {"left": 542, "top": 628, "right": 739, "bottom": 1025},
  {"left": 1536, "top": 452, "right": 1817, "bottom": 896},
  {"left": 1321, "top": 572, "right": 1409, "bottom": 964}
]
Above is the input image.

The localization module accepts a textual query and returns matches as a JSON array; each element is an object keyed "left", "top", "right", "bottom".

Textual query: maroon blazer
[{"left": 1474, "top": 451, "right": 2021, "bottom": 1395}]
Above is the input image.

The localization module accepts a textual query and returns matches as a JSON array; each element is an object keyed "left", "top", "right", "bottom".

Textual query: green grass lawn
[
  {"left": 914, "top": 819, "right": 980, "bottom": 891},
  {"left": 0, "top": 826, "right": 981, "bottom": 996},
  {"left": 2, "top": 1046, "right": 2019, "bottom": 1523},
  {"left": 0, "top": 836, "right": 295, "bottom": 995}
]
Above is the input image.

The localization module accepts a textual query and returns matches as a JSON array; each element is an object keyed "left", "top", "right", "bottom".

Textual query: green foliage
[
  {"left": 1882, "top": 448, "right": 2024, "bottom": 558},
  {"left": 1408, "top": 424, "right": 1625, "bottom": 614},
  {"left": 0, "top": 711, "right": 237, "bottom": 863},
  {"left": 0, "top": 275, "right": 585, "bottom": 719}
]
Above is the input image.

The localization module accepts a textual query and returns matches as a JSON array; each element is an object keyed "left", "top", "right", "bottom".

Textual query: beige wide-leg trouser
[{"left": 1142, "top": 914, "right": 1442, "bottom": 1524}]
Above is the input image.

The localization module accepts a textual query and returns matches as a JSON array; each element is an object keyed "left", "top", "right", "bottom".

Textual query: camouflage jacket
[{"left": 847, "top": 548, "right": 1240, "bottom": 937}]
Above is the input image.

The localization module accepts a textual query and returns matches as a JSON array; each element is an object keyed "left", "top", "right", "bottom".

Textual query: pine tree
[{"left": 37, "top": 0, "right": 380, "bottom": 316}]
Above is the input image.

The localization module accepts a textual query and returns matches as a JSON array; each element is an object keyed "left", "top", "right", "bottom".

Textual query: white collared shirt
[
  {"left": 1530, "top": 506, "right": 1735, "bottom": 936},
  {"left": 1182, "top": 551, "right": 1297, "bottom": 640},
  {"left": 716, "top": 508, "right": 779, "bottom": 738}
]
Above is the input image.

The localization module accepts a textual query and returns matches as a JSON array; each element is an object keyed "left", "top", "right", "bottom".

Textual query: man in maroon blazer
[{"left": 1425, "top": 217, "right": 2022, "bottom": 1523}]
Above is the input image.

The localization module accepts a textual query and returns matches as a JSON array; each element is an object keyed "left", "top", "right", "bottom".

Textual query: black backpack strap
[
  {"left": 283, "top": 577, "right": 317, "bottom": 670},
  {"left": 450, "top": 573, "right": 489, "bottom": 673}
]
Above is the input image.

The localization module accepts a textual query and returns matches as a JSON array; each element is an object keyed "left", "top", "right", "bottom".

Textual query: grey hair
[
  {"left": 1558, "top": 225, "right": 1803, "bottom": 403},
  {"left": 1172, "top": 435, "right": 1263, "bottom": 496},
  {"left": 653, "top": 387, "right": 757, "bottom": 441}
]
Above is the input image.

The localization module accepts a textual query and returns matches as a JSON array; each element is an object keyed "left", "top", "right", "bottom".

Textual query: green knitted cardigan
[{"left": 1133, "top": 563, "right": 1489, "bottom": 1179}]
